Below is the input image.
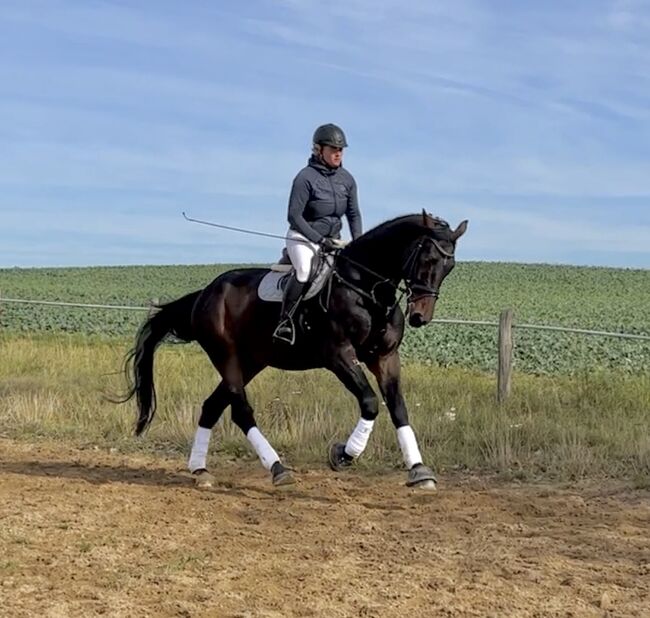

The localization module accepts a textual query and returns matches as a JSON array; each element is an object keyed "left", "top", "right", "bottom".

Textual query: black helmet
[{"left": 313, "top": 123, "right": 348, "bottom": 148}]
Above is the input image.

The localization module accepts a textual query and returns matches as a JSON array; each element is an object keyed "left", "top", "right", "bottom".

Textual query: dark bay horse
[{"left": 122, "top": 212, "right": 467, "bottom": 489}]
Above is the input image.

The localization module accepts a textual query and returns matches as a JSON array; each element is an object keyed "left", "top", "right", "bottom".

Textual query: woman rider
[{"left": 273, "top": 123, "right": 363, "bottom": 344}]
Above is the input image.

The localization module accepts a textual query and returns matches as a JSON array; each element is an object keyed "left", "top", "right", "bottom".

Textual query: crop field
[{"left": 2, "top": 261, "right": 650, "bottom": 374}]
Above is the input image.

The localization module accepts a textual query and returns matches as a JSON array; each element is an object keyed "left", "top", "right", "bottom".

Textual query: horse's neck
[{"left": 345, "top": 223, "right": 423, "bottom": 281}]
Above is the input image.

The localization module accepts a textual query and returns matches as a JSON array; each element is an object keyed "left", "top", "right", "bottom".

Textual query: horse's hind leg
[
  {"left": 222, "top": 358, "right": 295, "bottom": 486},
  {"left": 188, "top": 359, "right": 263, "bottom": 487},
  {"left": 188, "top": 381, "right": 231, "bottom": 487}
]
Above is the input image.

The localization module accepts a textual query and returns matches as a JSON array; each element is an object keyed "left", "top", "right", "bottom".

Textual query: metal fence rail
[
  {"left": 429, "top": 317, "right": 650, "bottom": 341},
  {"left": 0, "top": 297, "right": 149, "bottom": 312},
  {"left": 2, "top": 296, "right": 650, "bottom": 341}
]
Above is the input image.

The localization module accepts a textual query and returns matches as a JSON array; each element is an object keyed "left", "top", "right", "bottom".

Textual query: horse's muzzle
[
  {"left": 407, "top": 295, "right": 437, "bottom": 327},
  {"left": 408, "top": 312, "right": 427, "bottom": 328}
]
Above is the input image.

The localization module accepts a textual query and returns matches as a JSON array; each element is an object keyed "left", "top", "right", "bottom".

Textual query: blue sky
[{"left": 1, "top": 0, "right": 649, "bottom": 268}]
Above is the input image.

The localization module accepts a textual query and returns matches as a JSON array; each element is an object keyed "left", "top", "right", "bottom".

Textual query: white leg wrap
[
  {"left": 397, "top": 425, "right": 423, "bottom": 469},
  {"left": 344, "top": 418, "right": 375, "bottom": 458},
  {"left": 188, "top": 426, "right": 212, "bottom": 473},
  {"left": 247, "top": 427, "right": 280, "bottom": 471}
]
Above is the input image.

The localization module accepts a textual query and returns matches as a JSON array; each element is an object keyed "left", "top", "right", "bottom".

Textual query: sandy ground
[{"left": 0, "top": 438, "right": 648, "bottom": 618}]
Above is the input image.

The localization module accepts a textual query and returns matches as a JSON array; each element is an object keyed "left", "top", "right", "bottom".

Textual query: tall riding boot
[{"left": 273, "top": 277, "right": 306, "bottom": 344}]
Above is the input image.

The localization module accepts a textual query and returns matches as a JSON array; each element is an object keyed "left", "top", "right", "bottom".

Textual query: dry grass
[{"left": 1, "top": 333, "right": 649, "bottom": 482}]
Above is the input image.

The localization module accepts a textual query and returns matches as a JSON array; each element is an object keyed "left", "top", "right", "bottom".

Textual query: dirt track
[{"left": 1, "top": 439, "right": 648, "bottom": 617}]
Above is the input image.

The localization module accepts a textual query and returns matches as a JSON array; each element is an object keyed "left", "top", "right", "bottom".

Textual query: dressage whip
[{"left": 182, "top": 212, "right": 312, "bottom": 244}]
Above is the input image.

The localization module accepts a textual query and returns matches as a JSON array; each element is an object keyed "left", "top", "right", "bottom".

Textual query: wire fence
[
  {"left": 0, "top": 297, "right": 150, "bottom": 312},
  {"left": 2, "top": 296, "right": 650, "bottom": 341}
]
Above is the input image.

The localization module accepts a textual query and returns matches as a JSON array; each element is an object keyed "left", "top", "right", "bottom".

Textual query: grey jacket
[{"left": 287, "top": 156, "right": 362, "bottom": 244}]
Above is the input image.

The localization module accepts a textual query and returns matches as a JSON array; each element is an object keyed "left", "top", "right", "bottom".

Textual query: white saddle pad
[{"left": 258, "top": 254, "right": 335, "bottom": 302}]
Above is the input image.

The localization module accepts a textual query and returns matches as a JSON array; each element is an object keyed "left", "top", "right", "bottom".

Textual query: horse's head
[{"left": 402, "top": 212, "right": 468, "bottom": 328}]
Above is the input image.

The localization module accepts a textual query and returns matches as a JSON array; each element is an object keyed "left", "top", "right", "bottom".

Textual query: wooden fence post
[{"left": 497, "top": 308, "right": 514, "bottom": 403}]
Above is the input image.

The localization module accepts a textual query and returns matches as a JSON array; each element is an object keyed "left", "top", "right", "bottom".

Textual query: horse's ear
[
  {"left": 422, "top": 209, "right": 433, "bottom": 228},
  {"left": 451, "top": 220, "right": 469, "bottom": 241}
]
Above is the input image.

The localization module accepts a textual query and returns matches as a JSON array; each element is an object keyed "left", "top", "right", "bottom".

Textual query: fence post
[{"left": 497, "top": 308, "right": 514, "bottom": 403}]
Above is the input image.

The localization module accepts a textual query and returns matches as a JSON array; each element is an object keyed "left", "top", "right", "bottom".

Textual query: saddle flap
[{"left": 258, "top": 254, "right": 335, "bottom": 303}]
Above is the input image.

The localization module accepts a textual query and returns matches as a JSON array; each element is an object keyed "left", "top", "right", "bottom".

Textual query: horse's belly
[{"left": 268, "top": 348, "right": 323, "bottom": 371}]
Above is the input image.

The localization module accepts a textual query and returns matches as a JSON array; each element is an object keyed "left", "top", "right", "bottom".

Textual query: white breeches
[{"left": 286, "top": 229, "right": 319, "bottom": 283}]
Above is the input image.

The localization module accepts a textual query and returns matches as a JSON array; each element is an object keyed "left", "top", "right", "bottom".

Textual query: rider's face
[{"left": 321, "top": 145, "right": 344, "bottom": 168}]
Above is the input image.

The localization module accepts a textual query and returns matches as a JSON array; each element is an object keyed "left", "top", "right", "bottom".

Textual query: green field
[{"left": 1, "top": 262, "right": 649, "bottom": 374}]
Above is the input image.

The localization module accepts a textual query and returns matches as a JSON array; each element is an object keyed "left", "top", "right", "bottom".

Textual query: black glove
[{"left": 319, "top": 237, "right": 338, "bottom": 252}]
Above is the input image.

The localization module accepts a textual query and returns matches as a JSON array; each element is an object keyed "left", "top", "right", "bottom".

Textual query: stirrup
[{"left": 273, "top": 319, "right": 296, "bottom": 345}]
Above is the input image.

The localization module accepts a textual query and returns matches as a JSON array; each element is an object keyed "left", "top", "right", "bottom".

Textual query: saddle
[{"left": 258, "top": 251, "right": 335, "bottom": 303}]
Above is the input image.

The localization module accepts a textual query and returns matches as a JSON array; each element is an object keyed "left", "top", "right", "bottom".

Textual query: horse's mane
[{"left": 354, "top": 213, "right": 453, "bottom": 244}]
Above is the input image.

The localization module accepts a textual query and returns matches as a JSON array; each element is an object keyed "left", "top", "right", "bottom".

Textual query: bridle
[
  {"left": 401, "top": 236, "right": 455, "bottom": 303},
  {"left": 326, "top": 234, "right": 455, "bottom": 314}
]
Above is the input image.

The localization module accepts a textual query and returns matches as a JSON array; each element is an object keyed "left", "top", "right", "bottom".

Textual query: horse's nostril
[{"left": 409, "top": 313, "right": 425, "bottom": 327}]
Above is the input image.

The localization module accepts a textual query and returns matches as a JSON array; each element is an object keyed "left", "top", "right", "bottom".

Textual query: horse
[{"left": 121, "top": 211, "right": 467, "bottom": 489}]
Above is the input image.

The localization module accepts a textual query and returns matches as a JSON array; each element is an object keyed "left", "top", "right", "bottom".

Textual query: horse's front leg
[
  {"left": 327, "top": 344, "right": 380, "bottom": 471},
  {"left": 368, "top": 350, "right": 437, "bottom": 489}
]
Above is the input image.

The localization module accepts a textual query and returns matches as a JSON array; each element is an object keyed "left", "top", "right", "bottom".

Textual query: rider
[{"left": 273, "top": 123, "right": 363, "bottom": 344}]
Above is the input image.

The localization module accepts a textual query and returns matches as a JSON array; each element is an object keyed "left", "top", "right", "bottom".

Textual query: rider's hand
[{"left": 319, "top": 237, "right": 339, "bottom": 252}]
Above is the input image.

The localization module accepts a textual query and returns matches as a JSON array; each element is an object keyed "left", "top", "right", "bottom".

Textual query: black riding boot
[{"left": 273, "top": 277, "right": 306, "bottom": 344}]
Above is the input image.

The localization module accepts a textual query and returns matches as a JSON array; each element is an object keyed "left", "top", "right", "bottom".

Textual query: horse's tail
[{"left": 122, "top": 290, "right": 201, "bottom": 436}]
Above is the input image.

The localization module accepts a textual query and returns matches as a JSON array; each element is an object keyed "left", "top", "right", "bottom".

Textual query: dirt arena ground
[{"left": 1, "top": 439, "right": 648, "bottom": 617}]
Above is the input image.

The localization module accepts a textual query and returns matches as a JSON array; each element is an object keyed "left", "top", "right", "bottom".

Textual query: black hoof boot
[
  {"left": 271, "top": 461, "right": 295, "bottom": 486},
  {"left": 328, "top": 442, "right": 354, "bottom": 471},
  {"left": 406, "top": 464, "right": 437, "bottom": 489}
]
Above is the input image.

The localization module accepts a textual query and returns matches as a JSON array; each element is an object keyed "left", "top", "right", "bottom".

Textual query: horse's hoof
[
  {"left": 271, "top": 462, "right": 296, "bottom": 487},
  {"left": 406, "top": 464, "right": 437, "bottom": 490},
  {"left": 192, "top": 469, "right": 216, "bottom": 489},
  {"left": 328, "top": 442, "right": 354, "bottom": 471},
  {"left": 412, "top": 479, "right": 437, "bottom": 490}
]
